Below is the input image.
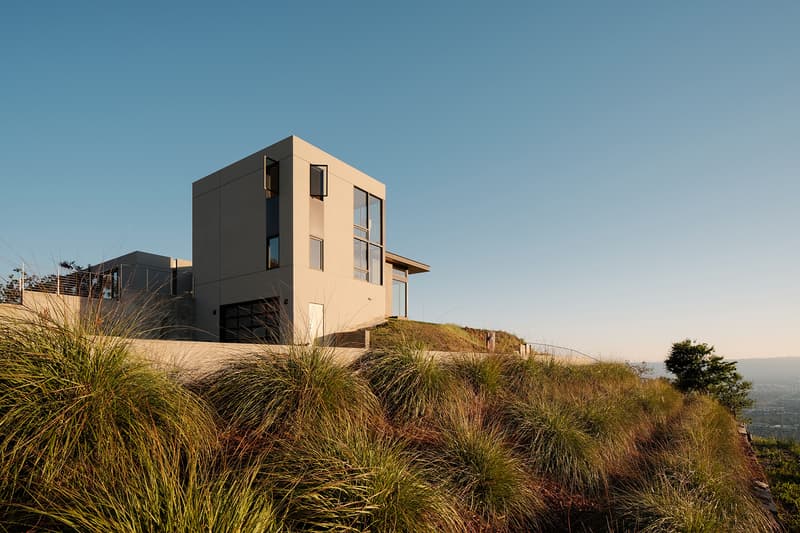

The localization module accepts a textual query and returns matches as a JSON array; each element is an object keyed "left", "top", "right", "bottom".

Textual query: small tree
[{"left": 666, "top": 339, "right": 753, "bottom": 416}]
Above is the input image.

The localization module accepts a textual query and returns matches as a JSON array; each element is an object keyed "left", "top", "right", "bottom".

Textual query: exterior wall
[
  {"left": 192, "top": 137, "right": 295, "bottom": 340},
  {"left": 4, "top": 291, "right": 194, "bottom": 339},
  {"left": 289, "top": 137, "right": 387, "bottom": 342},
  {"left": 192, "top": 135, "right": 390, "bottom": 343},
  {"left": 129, "top": 339, "right": 369, "bottom": 375},
  {"left": 87, "top": 251, "right": 186, "bottom": 296}
]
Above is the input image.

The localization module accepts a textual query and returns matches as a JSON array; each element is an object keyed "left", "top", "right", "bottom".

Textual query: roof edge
[{"left": 385, "top": 251, "right": 430, "bottom": 274}]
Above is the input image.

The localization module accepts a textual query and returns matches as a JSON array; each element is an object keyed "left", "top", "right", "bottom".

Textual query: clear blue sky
[{"left": 1, "top": 1, "right": 798, "bottom": 361}]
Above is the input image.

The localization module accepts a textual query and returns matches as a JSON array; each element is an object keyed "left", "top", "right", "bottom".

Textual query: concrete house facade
[{"left": 192, "top": 135, "right": 428, "bottom": 344}]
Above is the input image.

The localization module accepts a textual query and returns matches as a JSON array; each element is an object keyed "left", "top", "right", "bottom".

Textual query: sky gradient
[{"left": 1, "top": 2, "right": 798, "bottom": 361}]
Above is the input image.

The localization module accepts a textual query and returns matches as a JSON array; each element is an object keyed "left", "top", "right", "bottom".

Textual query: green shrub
[
  {"left": 633, "top": 378, "right": 684, "bottom": 427},
  {"left": 263, "top": 420, "right": 464, "bottom": 532},
  {"left": 0, "top": 316, "right": 216, "bottom": 499},
  {"left": 504, "top": 396, "right": 604, "bottom": 492},
  {"left": 14, "top": 436, "right": 283, "bottom": 533},
  {"left": 200, "top": 345, "right": 379, "bottom": 437},
  {"left": 618, "top": 396, "right": 777, "bottom": 532},
  {"left": 447, "top": 353, "right": 506, "bottom": 396},
  {"left": 426, "top": 400, "right": 544, "bottom": 531},
  {"left": 0, "top": 313, "right": 218, "bottom": 528},
  {"left": 357, "top": 342, "right": 456, "bottom": 421}
]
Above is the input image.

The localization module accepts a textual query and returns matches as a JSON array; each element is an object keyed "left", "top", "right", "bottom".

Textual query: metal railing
[
  {"left": 0, "top": 264, "right": 103, "bottom": 304},
  {"left": 0, "top": 263, "right": 174, "bottom": 304},
  {"left": 526, "top": 342, "right": 600, "bottom": 362}
]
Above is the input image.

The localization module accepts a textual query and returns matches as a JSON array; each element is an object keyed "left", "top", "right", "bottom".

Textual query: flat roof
[{"left": 385, "top": 251, "right": 430, "bottom": 274}]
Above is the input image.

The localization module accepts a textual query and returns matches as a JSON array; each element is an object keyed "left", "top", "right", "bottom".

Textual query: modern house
[
  {"left": 6, "top": 136, "right": 428, "bottom": 344},
  {"left": 191, "top": 135, "right": 428, "bottom": 343}
]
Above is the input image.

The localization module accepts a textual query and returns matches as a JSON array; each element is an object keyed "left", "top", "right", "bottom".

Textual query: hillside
[
  {"left": 370, "top": 318, "right": 526, "bottom": 354},
  {"left": 0, "top": 312, "right": 779, "bottom": 531}
]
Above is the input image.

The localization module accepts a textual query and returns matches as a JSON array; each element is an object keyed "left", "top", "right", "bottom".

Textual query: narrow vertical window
[
  {"left": 353, "top": 187, "right": 382, "bottom": 284},
  {"left": 265, "top": 157, "right": 280, "bottom": 270},
  {"left": 268, "top": 236, "right": 280, "bottom": 269},
  {"left": 310, "top": 237, "right": 323, "bottom": 271},
  {"left": 310, "top": 164, "right": 328, "bottom": 198},
  {"left": 353, "top": 188, "right": 367, "bottom": 238},
  {"left": 392, "top": 279, "right": 407, "bottom": 317}
]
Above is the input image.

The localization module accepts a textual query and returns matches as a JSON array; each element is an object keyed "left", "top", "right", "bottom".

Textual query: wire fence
[{"left": 527, "top": 342, "right": 601, "bottom": 362}]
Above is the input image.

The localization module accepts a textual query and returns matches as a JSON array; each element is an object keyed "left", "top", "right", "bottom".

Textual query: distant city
[{"left": 645, "top": 357, "right": 800, "bottom": 440}]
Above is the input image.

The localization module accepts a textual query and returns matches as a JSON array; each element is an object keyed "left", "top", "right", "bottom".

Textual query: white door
[{"left": 308, "top": 303, "right": 324, "bottom": 344}]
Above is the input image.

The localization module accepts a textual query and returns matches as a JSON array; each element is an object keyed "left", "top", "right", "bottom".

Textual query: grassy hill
[
  {"left": 369, "top": 319, "right": 526, "bottom": 354},
  {"left": 0, "top": 312, "right": 779, "bottom": 531}
]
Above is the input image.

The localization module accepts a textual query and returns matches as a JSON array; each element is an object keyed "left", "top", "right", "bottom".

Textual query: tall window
[
  {"left": 310, "top": 166, "right": 325, "bottom": 271},
  {"left": 392, "top": 266, "right": 408, "bottom": 317},
  {"left": 265, "top": 157, "right": 280, "bottom": 269},
  {"left": 353, "top": 187, "right": 382, "bottom": 284}
]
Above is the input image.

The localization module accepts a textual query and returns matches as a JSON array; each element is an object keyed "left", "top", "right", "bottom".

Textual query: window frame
[
  {"left": 220, "top": 297, "right": 281, "bottom": 343},
  {"left": 353, "top": 187, "right": 383, "bottom": 285},
  {"left": 310, "top": 236, "right": 324, "bottom": 271},
  {"left": 310, "top": 164, "right": 328, "bottom": 198},
  {"left": 392, "top": 278, "right": 407, "bottom": 318},
  {"left": 265, "top": 157, "right": 280, "bottom": 270}
]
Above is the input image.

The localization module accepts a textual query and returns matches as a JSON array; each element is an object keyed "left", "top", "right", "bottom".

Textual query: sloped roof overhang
[{"left": 385, "top": 251, "right": 430, "bottom": 275}]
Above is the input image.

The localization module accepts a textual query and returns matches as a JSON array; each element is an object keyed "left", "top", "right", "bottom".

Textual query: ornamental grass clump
[
  {"left": 15, "top": 433, "right": 283, "bottom": 533},
  {"left": 504, "top": 395, "right": 605, "bottom": 493},
  {"left": 632, "top": 378, "right": 684, "bottom": 428},
  {"left": 425, "top": 399, "right": 544, "bottom": 531},
  {"left": 263, "top": 420, "right": 464, "bottom": 532},
  {"left": 447, "top": 353, "right": 506, "bottom": 396},
  {"left": 499, "top": 353, "right": 574, "bottom": 399},
  {"left": 617, "top": 396, "right": 778, "bottom": 532},
  {"left": 0, "top": 309, "right": 217, "bottom": 527},
  {"left": 200, "top": 344, "right": 379, "bottom": 438},
  {"left": 357, "top": 341, "right": 456, "bottom": 421}
]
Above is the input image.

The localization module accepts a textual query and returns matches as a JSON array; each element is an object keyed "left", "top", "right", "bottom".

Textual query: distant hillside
[
  {"left": 646, "top": 356, "right": 800, "bottom": 385},
  {"left": 736, "top": 357, "right": 800, "bottom": 387}
]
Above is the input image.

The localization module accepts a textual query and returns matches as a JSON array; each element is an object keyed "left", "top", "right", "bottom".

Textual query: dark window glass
[
  {"left": 310, "top": 164, "right": 328, "bottom": 198},
  {"left": 392, "top": 279, "right": 407, "bottom": 317},
  {"left": 265, "top": 159, "right": 279, "bottom": 198},
  {"left": 354, "top": 188, "right": 367, "bottom": 229},
  {"left": 268, "top": 236, "right": 280, "bottom": 269},
  {"left": 310, "top": 237, "right": 323, "bottom": 270},
  {"left": 266, "top": 196, "right": 279, "bottom": 237},
  {"left": 392, "top": 267, "right": 407, "bottom": 279},
  {"left": 265, "top": 158, "right": 280, "bottom": 270},
  {"left": 368, "top": 195, "right": 382, "bottom": 244},
  {"left": 220, "top": 298, "right": 281, "bottom": 343},
  {"left": 368, "top": 244, "right": 382, "bottom": 285}
]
